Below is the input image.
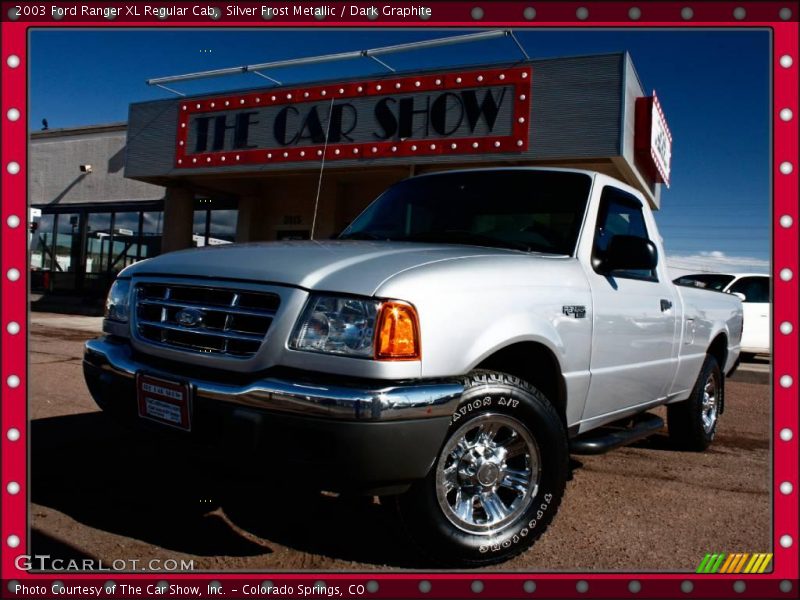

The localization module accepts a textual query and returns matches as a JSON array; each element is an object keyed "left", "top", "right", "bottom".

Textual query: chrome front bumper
[{"left": 83, "top": 337, "right": 464, "bottom": 422}]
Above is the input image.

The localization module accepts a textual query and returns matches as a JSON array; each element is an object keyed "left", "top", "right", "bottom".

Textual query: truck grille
[{"left": 134, "top": 283, "right": 280, "bottom": 357}]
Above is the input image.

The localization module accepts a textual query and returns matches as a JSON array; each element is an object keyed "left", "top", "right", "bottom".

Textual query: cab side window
[
  {"left": 728, "top": 276, "right": 769, "bottom": 303},
  {"left": 593, "top": 187, "right": 658, "bottom": 281}
]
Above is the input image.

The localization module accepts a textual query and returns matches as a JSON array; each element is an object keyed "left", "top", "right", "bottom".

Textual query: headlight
[
  {"left": 290, "top": 295, "right": 420, "bottom": 360},
  {"left": 104, "top": 279, "right": 131, "bottom": 323}
]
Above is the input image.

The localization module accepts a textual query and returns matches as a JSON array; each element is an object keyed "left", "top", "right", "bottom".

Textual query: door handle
[{"left": 660, "top": 299, "right": 673, "bottom": 312}]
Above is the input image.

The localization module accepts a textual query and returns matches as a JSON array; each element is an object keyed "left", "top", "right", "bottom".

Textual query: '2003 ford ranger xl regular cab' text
[{"left": 84, "top": 168, "right": 742, "bottom": 565}]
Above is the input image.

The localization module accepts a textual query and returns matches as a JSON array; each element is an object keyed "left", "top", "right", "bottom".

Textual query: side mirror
[
  {"left": 596, "top": 235, "right": 658, "bottom": 274},
  {"left": 730, "top": 291, "right": 746, "bottom": 302}
]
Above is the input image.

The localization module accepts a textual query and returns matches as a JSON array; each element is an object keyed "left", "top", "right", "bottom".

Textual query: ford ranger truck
[{"left": 84, "top": 168, "right": 743, "bottom": 566}]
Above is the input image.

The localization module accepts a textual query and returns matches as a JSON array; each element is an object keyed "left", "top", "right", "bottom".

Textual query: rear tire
[
  {"left": 668, "top": 354, "right": 722, "bottom": 451},
  {"left": 396, "top": 370, "right": 568, "bottom": 567}
]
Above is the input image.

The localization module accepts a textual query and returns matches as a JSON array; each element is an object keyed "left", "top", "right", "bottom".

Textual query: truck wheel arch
[
  {"left": 474, "top": 341, "right": 568, "bottom": 429},
  {"left": 708, "top": 332, "right": 729, "bottom": 375}
]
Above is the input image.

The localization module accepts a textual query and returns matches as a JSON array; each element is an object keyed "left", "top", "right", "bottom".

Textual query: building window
[
  {"left": 54, "top": 213, "right": 81, "bottom": 273},
  {"left": 193, "top": 201, "right": 238, "bottom": 247},
  {"left": 110, "top": 211, "right": 141, "bottom": 274},
  {"left": 30, "top": 213, "right": 56, "bottom": 271},
  {"left": 31, "top": 203, "right": 164, "bottom": 295},
  {"left": 85, "top": 212, "right": 112, "bottom": 274},
  {"left": 209, "top": 209, "right": 237, "bottom": 244},
  {"left": 142, "top": 211, "right": 163, "bottom": 258}
]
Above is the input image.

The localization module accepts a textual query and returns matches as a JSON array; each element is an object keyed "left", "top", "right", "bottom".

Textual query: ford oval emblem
[{"left": 175, "top": 308, "right": 203, "bottom": 328}]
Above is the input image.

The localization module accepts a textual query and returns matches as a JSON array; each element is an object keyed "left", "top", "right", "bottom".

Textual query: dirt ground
[{"left": 28, "top": 321, "right": 772, "bottom": 573}]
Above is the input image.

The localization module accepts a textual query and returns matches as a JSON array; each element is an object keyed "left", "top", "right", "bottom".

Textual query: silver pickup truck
[{"left": 84, "top": 168, "right": 742, "bottom": 565}]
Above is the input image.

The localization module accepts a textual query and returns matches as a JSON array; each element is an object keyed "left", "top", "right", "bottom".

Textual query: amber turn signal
[{"left": 375, "top": 301, "right": 421, "bottom": 360}]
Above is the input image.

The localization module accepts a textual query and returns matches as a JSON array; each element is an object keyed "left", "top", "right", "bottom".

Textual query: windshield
[
  {"left": 340, "top": 170, "right": 593, "bottom": 255},
  {"left": 673, "top": 274, "right": 736, "bottom": 291}
]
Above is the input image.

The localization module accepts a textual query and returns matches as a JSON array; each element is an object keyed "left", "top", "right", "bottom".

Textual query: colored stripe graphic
[
  {"left": 757, "top": 554, "right": 773, "bottom": 573},
  {"left": 696, "top": 554, "right": 712, "bottom": 574},
  {"left": 698, "top": 552, "right": 773, "bottom": 574},
  {"left": 735, "top": 553, "right": 750, "bottom": 573},
  {"left": 710, "top": 553, "right": 726, "bottom": 573},
  {"left": 703, "top": 553, "right": 719, "bottom": 573},
  {"left": 744, "top": 554, "right": 761, "bottom": 573},
  {"left": 720, "top": 553, "right": 736, "bottom": 573},
  {"left": 748, "top": 554, "right": 765, "bottom": 573}
]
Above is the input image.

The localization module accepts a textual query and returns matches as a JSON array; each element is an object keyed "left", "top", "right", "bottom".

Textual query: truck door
[{"left": 581, "top": 186, "right": 679, "bottom": 425}]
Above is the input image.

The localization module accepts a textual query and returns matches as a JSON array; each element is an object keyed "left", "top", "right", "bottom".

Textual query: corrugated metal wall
[{"left": 30, "top": 127, "right": 166, "bottom": 206}]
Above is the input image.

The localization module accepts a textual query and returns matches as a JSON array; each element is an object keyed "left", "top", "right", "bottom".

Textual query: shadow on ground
[{"left": 31, "top": 412, "right": 420, "bottom": 567}]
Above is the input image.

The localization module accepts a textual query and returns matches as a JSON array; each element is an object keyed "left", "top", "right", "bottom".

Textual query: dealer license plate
[{"left": 136, "top": 373, "right": 192, "bottom": 431}]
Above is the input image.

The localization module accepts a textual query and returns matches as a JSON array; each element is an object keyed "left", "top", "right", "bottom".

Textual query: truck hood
[{"left": 121, "top": 240, "right": 539, "bottom": 297}]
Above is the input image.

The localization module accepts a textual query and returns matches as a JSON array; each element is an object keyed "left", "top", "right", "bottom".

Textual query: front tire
[
  {"left": 668, "top": 354, "right": 722, "bottom": 451},
  {"left": 396, "top": 370, "right": 568, "bottom": 567}
]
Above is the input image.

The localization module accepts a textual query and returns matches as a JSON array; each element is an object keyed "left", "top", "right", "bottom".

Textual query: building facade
[{"left": 29, "top": 52, "right": 671, "bottom": 298}]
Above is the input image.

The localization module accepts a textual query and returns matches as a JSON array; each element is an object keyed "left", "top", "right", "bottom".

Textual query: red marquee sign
[
  {"left": 174, "top": 66, "right": 532, "bottom": 168},
  {"left": 634, "top": 92, "right": 672, "bottom": 188}
]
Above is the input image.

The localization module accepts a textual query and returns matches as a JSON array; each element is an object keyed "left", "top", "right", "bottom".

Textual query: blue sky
[{"left": 29, "top": 29, "right": 771, "bottom": 273}]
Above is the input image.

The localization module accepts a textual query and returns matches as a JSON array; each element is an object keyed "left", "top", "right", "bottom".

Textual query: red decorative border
[
  {"left": 1, "top": 2, "right": 798, "bottom": 599},
  {"left": 174, "top": 67, "right": 531, "bottom": 168}
]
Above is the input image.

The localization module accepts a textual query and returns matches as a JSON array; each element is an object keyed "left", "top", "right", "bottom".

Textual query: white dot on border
[
  {"left": 471, "top": 580, "right": 484, "bottom": 593},
  {"left": 7, "top": 215, "right": 20, "bottom": 228},
  {"left": 6, "top": 535, "right": 20, "bottom": 548},
  {"left": 733, "top": 7, "right": 746, "bottom": 19},
  {"left": 576, "top": 580, "right": 589, "bottom": 593},
  {"left": 780, "top": 215, "right": 794, "bottom": 228},
  {"left": 733, "top": 580, "right": 746, "bottom": 593},
  {"left": 779, "top": 321, "right": 793, "bottom": 335},
  {"left": 419, "top": 581, "right": 431, "bottom": 593},
  {"left": 780, "top": 428, "right": 793, "bottom": 441},
  {"left": 7, "top": 375, "right": 20, "bottom": 388},
  {"left": 7, "top": 322, "right": 20, "bottom": 335},
  {"left": 779, "top": 162, "right": 794, "bottom": 175},
  {"left": 523, "top": 7, "right": 536, "bottom": 20},
  {"left": 780, "top": 55, "right": 793, "bottom": 68},
  {"left": 7, "top": 481, "right": 20, "bottom": 495},
  {"left": 681, "top": 581, "right": 694, "bottom": 593},
  {"left": 629, "top": 7, "right": 641, "bottom": 20},
  {"left": 6, "top": 108, "right": 20, "bottom": 122},
  {"left": 576, "top": 7, "right": 589, "bottom": 19},
  {"left": 681, "top": 6, "right": 694, "bottom": 19},
  {"left": 7, "top": 162, "right": 20, "bottom": 175},
  {"left": 780, "top": 108, "right": 793, "bottom": 121},
  {"left": 7, "top": 268, "right": 20, "bottom": 282},
  {"left": 780, "top": 534, "right": 793, "bottom": 548},
  {"left": 523, "top": 581, "right": 536, "bottom": 593},
  {"left": 7, "top": 428, "right": 20, "bottom": 441},
  {"left": 471, "top": 7, "right": 484, "bottom": 20},
  {"left": 780, "top": 580, "right": 793, "bottom": 593},
  {"left": 780, "top": 481, "right": 793, "bottom": 495},
  {"left": 7, "top": 55, "right": 21, "bottom": 68},
  {"left": 366, "top": 581, "right": 379, "bottom": 593},
  {"left": 629, "top": 581, "right": 641, "bottom": 593},
  {"left": 780, "top": 375, "right": 793, "bottom": 388},
  {"left": 780, "top": 268, "right": 793, "bottom": 281}
]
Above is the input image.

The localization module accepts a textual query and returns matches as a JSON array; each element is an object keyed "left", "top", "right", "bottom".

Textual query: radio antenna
[{"left": 311, "top": 98, "right": 335, "bottom": 240}]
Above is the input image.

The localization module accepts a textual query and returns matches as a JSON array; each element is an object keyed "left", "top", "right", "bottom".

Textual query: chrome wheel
[
  {"left": 435, "top": 413, "right": 541, "bottom": 535},
  {"left": 701, "top": 373, "right": 718, "bottom": 433}
]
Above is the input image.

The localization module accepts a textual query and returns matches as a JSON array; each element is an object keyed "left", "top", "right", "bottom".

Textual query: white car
[{"left": 674, "top": 272, "right": 770, "bottom": 358}]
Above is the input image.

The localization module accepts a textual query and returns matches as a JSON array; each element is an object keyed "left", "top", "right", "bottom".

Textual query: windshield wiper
[
  {"left": 400, "top": 231, "right": 533, "bottom": 252},
  {"left": 338, "top": 231, "right": 386, "bottom": 241}
]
